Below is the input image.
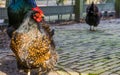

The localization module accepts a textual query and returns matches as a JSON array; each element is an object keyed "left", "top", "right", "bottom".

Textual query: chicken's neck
[{"left": 16, "top": 11, "right": 38, "bottom": 33}]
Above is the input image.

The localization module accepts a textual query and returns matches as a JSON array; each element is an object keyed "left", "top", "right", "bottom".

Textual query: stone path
[
  {"left": 1, "top": 19, "right": 120, "bottom": 75},
  {"left": 54, "top": 19, "right": 120, "bottom": 75}
]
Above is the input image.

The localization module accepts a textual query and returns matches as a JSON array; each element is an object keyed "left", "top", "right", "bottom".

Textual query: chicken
[
  {"left": 7, "top": 0, "right": 58, "bottom": 75},
  {"left": 10, "top": 11, "right": 58, "bottom": 75},
  {"left": 7, "top": 0, "right": 43, "bottom": 38},
  {"left": 85, "top": 2, "right": 101, "bottom": 31}
]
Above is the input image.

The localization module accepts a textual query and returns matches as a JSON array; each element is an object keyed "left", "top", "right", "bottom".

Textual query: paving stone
[
  {"left": 58, "top": 56, "right": 79, "bottom": 63},
  {"left": 0, "top": 71, "right": 7, "bottom": 75},
  {"left": 48, "top": 71, "right": 59, "bottom": 75},
  {"left": 93, "top": 64, "right": 120, "bottom": 74},
  {"left": 109, "top": 66, "right": 120, "bottom": 72},
  {"left": 70, "top": 64, "right": 79, "bottom": 69},
  {"left": 78, "top": 64, "right": 92, "bottom": 69},
  {"left": 91, "top": 69, "right": 106, "bottom": 74},
  {"left": 92, "top": 58, "right": 119, "bottom": 70},
  {"left": 68, "top": 71, "right": 79, "bottom": 75},
  {"left": 0, "top": 54, "right": 6, "bottom": 59},
  {"left": 76, "top": 67, "right": 92, "bottom": 73},
  {"left": 81, "top": 70, "right": 94, "bottom": 74},
  {"left": 81, "top": 73, "right": 89, "bottom": 75},
  {"left": 100, "top": 72, "right": 112, "bottom": 75},
  {"left": 56, "top": 71, "right": 69, "bottom": 75},
  {"left": 94, "top": 62, "right": 105, "bottom": 67},
  {"left": 116, "top": 71, "right": 120, "bottom": 74},
  {"left": 60, "top": 59, "right": 79, "bottom": 65},
  {"left": 109, "top": 74, "right": 119, "bottom": 75}
]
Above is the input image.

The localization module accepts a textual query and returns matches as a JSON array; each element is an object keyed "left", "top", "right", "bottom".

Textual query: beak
[{"left": 41, "top": 14, "right": 45, "bottom": 18}]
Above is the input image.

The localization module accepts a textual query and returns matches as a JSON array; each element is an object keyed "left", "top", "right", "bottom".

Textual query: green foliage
[{"left": 115, "top": 0, "right": 120, "bottom": 18}]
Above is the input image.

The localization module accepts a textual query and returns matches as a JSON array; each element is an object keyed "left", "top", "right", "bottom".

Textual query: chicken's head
[{"left": 32, "top": 7, "right": 44, "bottom": 22}]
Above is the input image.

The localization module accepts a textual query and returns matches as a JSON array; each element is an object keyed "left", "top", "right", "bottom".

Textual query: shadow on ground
[{"left": 0, "top": 56, "right": 27, "bottom": 75}]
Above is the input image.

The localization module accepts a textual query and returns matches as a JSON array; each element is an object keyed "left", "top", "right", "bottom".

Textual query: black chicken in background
[{"left": 85, "top": 2, "right": 101, "bottom": 31}]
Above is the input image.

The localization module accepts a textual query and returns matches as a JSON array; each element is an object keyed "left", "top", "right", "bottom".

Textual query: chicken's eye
[{"left": 34, "top": 13, "right": 40, "bottom": 18}]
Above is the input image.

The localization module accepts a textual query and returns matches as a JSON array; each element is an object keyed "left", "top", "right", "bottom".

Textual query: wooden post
[
  {"left": 75, "top": 0, "right": 80, "bottom": 22},
  {"left": 5, "top": 0, "right": 11, "bottom": 24},
  {"left": 75, "top": 0, "right": 83, "bottom": 22},
  {"left": 80, "top": 0, "right": 84, "bottom": 18},
  {"left": 6, "top": 0, "right": 11, "bottom": 7}
]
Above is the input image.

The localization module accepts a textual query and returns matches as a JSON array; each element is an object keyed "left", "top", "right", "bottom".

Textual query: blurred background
[{"left": 0, "top": 0, "right": 117, "bottom": 24}]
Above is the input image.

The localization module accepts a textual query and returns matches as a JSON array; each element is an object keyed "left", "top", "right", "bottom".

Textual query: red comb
[
  {"left": 32, "top": 7, "right": 44, "bottom": 14},
  {"left": 32, "top": 7, "right": 44, "bottom": 22}
]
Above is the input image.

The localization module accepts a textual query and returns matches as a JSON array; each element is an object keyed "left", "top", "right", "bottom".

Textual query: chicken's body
[
  {"left": 10, "top": 11, "right": 58, "bottom": 75},
  {"left": 7, "top": 0, "right": 57, "bottom": 75},
  {"left": 85, "top": 2, "right": 101, "bottom": 31}
]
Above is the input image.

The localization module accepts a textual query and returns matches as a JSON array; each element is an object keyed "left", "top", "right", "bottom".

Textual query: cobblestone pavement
[
  {"left": 54, "top": 19, "right": 120, "bottom": 75},
  {"left": 1, "top": 19, "right": 120, "bottom": 75}
]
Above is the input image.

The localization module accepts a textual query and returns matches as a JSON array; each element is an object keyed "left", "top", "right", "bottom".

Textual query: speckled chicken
[{"left": 10, "top": 11, "right": 58, "bottom": 75}]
